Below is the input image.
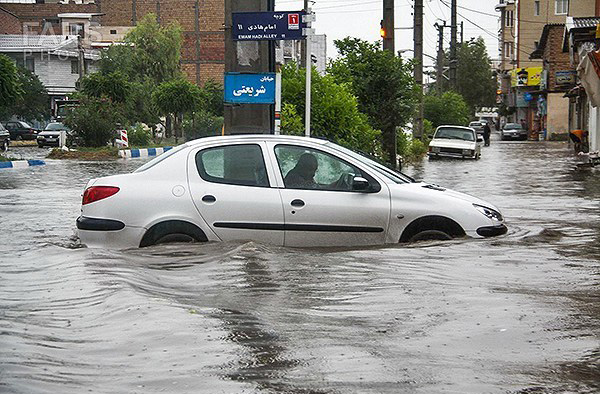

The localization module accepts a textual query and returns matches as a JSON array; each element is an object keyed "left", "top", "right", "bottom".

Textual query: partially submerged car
[
  {"left": 428, "top": 126, "right": 482, "bottom": 160},
  {"left": 37, "top": 122, "right": 71, "bottom": 147},
  {"left": 468, "top": 121, "right": 485, "bottom": 135},
  {"left": 77, "top": 135, "right": 506, "bottom": 249},
  {"left": 2, "top": 120, "right": 38, "bottom": 140},
  {"left": 501, "top": 123, "right": 528, "bottom": 141}
]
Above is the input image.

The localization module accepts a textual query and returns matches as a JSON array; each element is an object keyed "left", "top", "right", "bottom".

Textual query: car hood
[
  {"left": 39, "top": 130, "right": 63, "bottom": 136},
  {"left": 394, "top": 182, "right": 499, "bottom": 210},
  {"left": 429, "top": 139, "right": 476, "bottom": 149}
]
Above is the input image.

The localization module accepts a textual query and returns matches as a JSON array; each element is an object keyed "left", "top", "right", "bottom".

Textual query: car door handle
[
  {"left": 290, "top": 199, "right": 305, "bottom": 207},
  {"left": 202, "top": 195, "right": 216, "bottom": 203}
]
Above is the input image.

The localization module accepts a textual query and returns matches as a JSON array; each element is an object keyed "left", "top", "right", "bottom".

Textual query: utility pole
[
  {"left": 460, "top": 21, "right": 464, "bottom": 43},
  {"left": 382, "top": 0, "right": 394, "bottom": 52},
  {"left": 382, "top": 0, "right": 397, "bottom": 168},
  {"left": 449, "top": 0, "right": 457, "bottom": 89},
  {"left": 413, "top": 0, "right": 424, "bottom": 139},
  {"left": 300, "top": 0, "right": 308, "bottom": 68},
  {"left": 435, "top": 21, "right": 445, "bottom": 94}
]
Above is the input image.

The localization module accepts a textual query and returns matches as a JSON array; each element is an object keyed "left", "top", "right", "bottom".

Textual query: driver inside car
[{"left": 284, "top": 153, "right": 319, "bottom": 189}]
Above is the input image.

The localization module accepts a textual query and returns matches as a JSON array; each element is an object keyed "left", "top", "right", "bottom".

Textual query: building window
[
  {"left": 534, "top": 1, "right": 540, "bottom": 16},
  {"left": 110, "top": 29, "right": 117, "bottom": 34},
  {"left": 69, "top": 23, "right": 85, "bottom": 38},
  {"left": 16, "top": 57, "right": 35, "bottom": 73},
  {"left": 71, "top": 60, "right": 79, "bottom": 74},
  {"left": 505, "top": 10, "right": 513, "bottom": 27},
  {"left": 504, "top": 42, "right": 513, "bottom": 59},
  {"left": 555, "top": 0, "right": 568, "bottom": 15}
]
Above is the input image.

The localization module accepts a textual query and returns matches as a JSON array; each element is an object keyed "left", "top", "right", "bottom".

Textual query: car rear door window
[{"left": 196, "top": 144, "right": 269, "bottom": 187}]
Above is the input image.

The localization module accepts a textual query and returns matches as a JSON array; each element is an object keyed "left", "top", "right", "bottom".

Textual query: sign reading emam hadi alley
[
  {"left": 232, "top": 11, "right": 306, "bottom": 41},
  {"left": 224, "top": 73, "right": 276, "bottom": 104}
]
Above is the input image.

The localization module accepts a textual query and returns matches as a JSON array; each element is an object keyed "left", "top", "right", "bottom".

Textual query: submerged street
[{"left": 1, "top": 133, "right": 599, "bottom": 393}]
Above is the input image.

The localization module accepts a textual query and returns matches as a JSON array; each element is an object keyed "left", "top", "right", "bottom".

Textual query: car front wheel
[
  {"left": 1, "top": 140, "right": 8, "bottom": 151},
  {"left": 409, "top": 230, "right": 452, "bottom": 242}
]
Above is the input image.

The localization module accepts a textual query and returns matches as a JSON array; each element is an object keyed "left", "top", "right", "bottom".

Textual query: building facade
[{"left": 0, "top": 0, "right": 225, "bottom": 85}]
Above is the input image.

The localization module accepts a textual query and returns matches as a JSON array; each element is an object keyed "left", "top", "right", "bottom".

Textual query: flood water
[{"left": 1, "top": 134, "right": 599, "bottom": 393}]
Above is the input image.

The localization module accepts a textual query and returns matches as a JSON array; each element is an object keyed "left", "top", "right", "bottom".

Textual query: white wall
[{"left": 589, "top": 102, "right": 599, "bottom": 153}]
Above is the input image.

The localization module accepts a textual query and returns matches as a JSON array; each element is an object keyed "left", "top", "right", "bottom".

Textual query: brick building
[
  {"left": 0, "top": 6, "right": 22, "bottom": 34},
  {"left": 1, "top": 0, "right": 225, "bottom": 85},
  {"left": 530, "top": 23, "right": 572, "bottom": 138}
]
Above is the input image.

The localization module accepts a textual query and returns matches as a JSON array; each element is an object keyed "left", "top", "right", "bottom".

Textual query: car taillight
[{"left": 83, "top": 186, "right": 120, "bottom": 205}]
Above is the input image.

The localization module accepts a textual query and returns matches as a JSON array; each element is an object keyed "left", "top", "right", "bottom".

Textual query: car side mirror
[
  {"left": 352, "top": 176, "right": 370, "bottom": 191},
  {"left": 477, "top": 137, "right": 484, "bottom": 143}
]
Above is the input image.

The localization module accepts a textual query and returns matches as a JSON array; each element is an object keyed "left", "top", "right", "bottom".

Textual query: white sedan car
[
  {"left": 77, "top": 135, "right": 506, "bottom": 248},
  {"left": 428, "top": 125, "right": 482, "bottom": 160}
]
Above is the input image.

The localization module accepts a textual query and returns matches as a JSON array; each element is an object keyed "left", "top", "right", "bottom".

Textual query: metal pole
[
  {"left": 300, "top": 0, "right": 308, "bottom": 68},
  {"left": 436, "top": 22, "right": 445, "bottom": 94},
  {"left": 414, "top": 0, "right": 423, "bottom": 139},
  {"left": 450, "top": 0, "right": 457, "bottom": 89},
  {"left": 275, "top": 65, "right": 281, "bottom": 135},
  {"left": 305, "top": 7, "right": 312, "bottom": 137},
  {"left": 382, "top": 0, "right": 394, "bottom": 52}
]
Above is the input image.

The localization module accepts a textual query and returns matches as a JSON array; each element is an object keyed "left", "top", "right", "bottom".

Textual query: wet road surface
[{"left": 1, "top": 135, "right": 599, "bottom": 393}]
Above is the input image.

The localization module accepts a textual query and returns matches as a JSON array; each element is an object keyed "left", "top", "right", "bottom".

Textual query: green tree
[
  {"left": 124, "top": 13, "right": 182, "bottom": 85},
  {"left": 64, "top": 97, "right": 124, "bottom": 147},
  {"left": 199, "top": 80, "right": 224, "bottom": 117},
  {"left": 1, "top": 66, "right": 49, "bottom": 122},
  {"left": 328, "top": 38, "right": 416, "bottom": 166},
  {"left": 152, "top": 79, "right": 202, "bottom": 143},
  {"left": 80, "top": 71, "right": 130, "bottom": 103},
  {"left": 0, "top": 54, "right": 22, "bottom": 114},
  {"left": 423, "top": 91, "right": 470, "bottom": 129},
  {"left": 282, "top": 62, "right": 381, "bottom": 154},
  {"left": 440, "top": 37, "right": 496, "bottom": 112}
]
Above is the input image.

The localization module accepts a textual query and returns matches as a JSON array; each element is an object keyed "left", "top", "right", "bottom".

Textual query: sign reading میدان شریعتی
[
  {"left": 224, "top": 73, "right": 276, "bottom": 104},
  {"left": 232, "top": 11, "right": 306, "bottom": 41}
]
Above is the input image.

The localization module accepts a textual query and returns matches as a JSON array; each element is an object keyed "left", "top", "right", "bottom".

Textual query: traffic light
[{"left": 380, "top": 20, "right": 386, "bottom": 39}]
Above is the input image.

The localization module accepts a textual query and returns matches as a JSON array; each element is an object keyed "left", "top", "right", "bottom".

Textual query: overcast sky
[{"left": 275, "top": 0, "right": 500, "bottom": 70}]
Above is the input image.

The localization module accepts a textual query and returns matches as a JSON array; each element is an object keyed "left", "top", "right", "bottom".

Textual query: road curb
[
  {"left": 0, "top": 159, "right": 46, "bottom": 169},
  {"left": 118, "top": 147, "right": 173, "bottom": 159}
]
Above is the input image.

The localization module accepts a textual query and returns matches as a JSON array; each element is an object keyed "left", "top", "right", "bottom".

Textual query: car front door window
[{"left": 275, "top": 145, "right": 367, "bottom": 192}]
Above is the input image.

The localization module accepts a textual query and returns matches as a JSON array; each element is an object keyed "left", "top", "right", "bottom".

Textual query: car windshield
[
  {"left": 20, "top": 122, "right": 32, "bottom": 128},
  {"left": 325, "top": 142, "right": 415, "bottom": 184},
  {"left": 434, "top": 127, "right": 475, "bottom": 141},
  {"left": 469, "top": 122, "right": 482, "bottom": 127},
  {"left": 45, "top": 123, "right": 68, "bottom": 130},
  {"left": 504, "top": 123, "right": 522, "bottom": 130}
]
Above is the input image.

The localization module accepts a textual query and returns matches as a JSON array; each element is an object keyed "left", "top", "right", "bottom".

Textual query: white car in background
[
  {"left": 77, "top": 135, "right": 506, "bottom": 249},
  {"left": 428, "top": 125, "right": 482, "bottom": 160}
]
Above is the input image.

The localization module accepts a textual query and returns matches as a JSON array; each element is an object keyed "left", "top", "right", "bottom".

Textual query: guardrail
[
  {"left": 118, "top": 147, "right": 173, "bottom": 159},
  {"left": 0, "top": 159, "right": 46, "bottom": 169}
]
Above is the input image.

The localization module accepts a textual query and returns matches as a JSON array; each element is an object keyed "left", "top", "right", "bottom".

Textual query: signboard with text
[
  {"left": 224, "top": 73, "right": 276, "bottom": 104},
  {"left": 232, "top": 11, "right": 306, "bottom": 41}
]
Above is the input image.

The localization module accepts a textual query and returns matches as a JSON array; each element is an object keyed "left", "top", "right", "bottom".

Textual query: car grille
[{"left": 440, "top": 147, "right": 463, "bottom": 155}]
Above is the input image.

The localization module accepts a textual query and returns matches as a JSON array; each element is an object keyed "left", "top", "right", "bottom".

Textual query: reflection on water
[{"left": 0, "top": 139, "right": 599, "bottom": 393}]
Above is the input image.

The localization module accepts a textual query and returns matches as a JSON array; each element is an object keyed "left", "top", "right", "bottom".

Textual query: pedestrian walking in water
[{"left": 483, "top": 123, "right": 491, "bottom": 146}]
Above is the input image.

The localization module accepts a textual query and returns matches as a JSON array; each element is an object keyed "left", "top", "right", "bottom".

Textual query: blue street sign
[
  {"left": 233, "top": 11, "right": 306, "bottom": 41},
  {"left": 224, "top": 73, "right": 276, "bottom": 104}
]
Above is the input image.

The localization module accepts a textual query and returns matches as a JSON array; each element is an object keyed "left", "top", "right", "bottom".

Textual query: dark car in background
[
  {"left": 2, "top": 121, "right": 39, "bottom": 140},
  {"left": 0, "top": 123, "right": 9, "bottom": 151},
  {"left": 501, "top": 123, "right": 528, "bottom": 141},
  {"left": 37, "top": 122, "right": 71, "bottom": 148}
]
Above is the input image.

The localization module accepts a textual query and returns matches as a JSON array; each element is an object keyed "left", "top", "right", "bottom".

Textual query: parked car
[
  {"left": 428, "top": 126, "right": 482, "bottom": 160},
  {"left": 0, "top": 123, "right": 9, "bottom": 151},
  {"left": 37, "top": 122, "right": 71, "bottom": 148},
  {"left": 2, "top": 121, "right": 39, "bottom": 140},
  {"left": 501, "top": 123, "right": 528, "bottom": 141},
  {"left": 77, "top": 135, "right": 506, "bottom": 249},
  {"left": 468, "top": 121, "right": 485, "bottom": 135}
]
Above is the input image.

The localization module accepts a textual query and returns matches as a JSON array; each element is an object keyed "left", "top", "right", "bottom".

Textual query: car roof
[
  {"left": 185, "top": 134, "right": 330, "bottom": 147},
  {"left": 436, "top": 125, "right": 474, "bottom": 131}
]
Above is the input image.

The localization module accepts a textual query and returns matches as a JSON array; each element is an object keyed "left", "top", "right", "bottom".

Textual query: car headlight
[
  {"left": 462, "top": 149, "right": 473, "bottom": 155},
  {"left": 432, "top": 146, "right": 440, "bottom": 153},
  {"left": 474, "top": 204, "right": 503, "bottom": 222}
]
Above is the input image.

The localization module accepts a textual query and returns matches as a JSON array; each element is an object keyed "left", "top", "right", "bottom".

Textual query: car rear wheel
[
  {"left": 409, "top": 230, "right": 452, "bottom": 242},
  {"left": 139, "top": 220, "right": 208, "bottom": 247}
]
